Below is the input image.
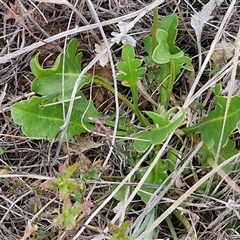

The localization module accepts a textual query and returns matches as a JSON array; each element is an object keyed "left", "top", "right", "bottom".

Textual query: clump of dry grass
[{"left": 1, "top": 0, "right": 240, "bottom": 239}]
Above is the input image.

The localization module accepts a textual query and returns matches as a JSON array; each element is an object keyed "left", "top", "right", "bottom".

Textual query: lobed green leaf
[
  {"left": 30, "top": 38, "right": 91, "bottom": 96},
  {"left": 117, "top": 43, "right": 146, "bottom": 104}
]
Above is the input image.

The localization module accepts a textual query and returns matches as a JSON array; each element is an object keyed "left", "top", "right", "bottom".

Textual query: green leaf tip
[
  {"left": 158, "top": 14, "right": 179, "bottom": 52},
  {"left": 152, "top": 14, "right": 191, "bottom": 68},
  {"left": 152, "top": 29, "right": 188, "bottom": 65}
]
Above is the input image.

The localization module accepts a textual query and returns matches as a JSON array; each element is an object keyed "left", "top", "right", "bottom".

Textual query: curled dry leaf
[
  {"left": 113, "top": 201, "right": 125, "bottom": 214},
  {"left": 86, "top": 65, "right": 113, "bottom": 84},
  {"left": 190, "top": 0, "right": 224, "bottom": 68},
  {"left": 175, "top": 176, "right": 186, "bottom": 189}
]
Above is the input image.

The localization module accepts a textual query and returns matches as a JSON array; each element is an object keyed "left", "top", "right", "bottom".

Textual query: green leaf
[
  {"left": 113, "top": 185, "right": 128, "bottom": 201},
  {"left": 60, "top": 163, "right": 79, "bottom": 179},
  {"left": 214, "top": 83, "right": 222, "bottom": 96},
  {"left": 152, "top": 29, "right": 187, "bottom": 65},
  {"left": 131, "top": 209, "right": 158, "bottom": 240},
  {"left": 199, "top": 139, "right": 237, "bottom": 173},
  {"left": 133, "top": 108, "right": 186, "bottom": 152},
  {"left": 143, "top": 36, "right": 153, "bottom": 57},
  {"left": 11, "top": 96, "right": 87, "bottom": 140},
  {"left": 117, "top": 43, "right": 146, "bottom": 106},
  {"left": 158, "top": 14, "right": 179, "bottom": 53},
  {"left": 109, "top": 221, "right": 132, "bottom": 240},
  {"left": 70, "top": 91, "right": 102, "bottom": 118},
  {"left": 0, "top": 147, "right": 4, "bottom": 155},
  {"left": 170, "top": 55, "right": 192, "bottom": 78},
  {"left": 198, "top": 96, "right": 240, "bottom": 150},
  {"left": 166, "top": 149, "right": 179, "bottom": 172},
  {"left": 55, "top": 203, "right": 78, "bottom": 229},
  {"left": 30, "top": 38, "right": 91, "bottom": 96},
  {"left": 11, "top": 39, "right": 102, "bottom": 141},
  {"left": 138, "top": 160, "right": 168, "bottom": 204},
  {"left": 152, "top": 29, "right": 172, "bottom": 64},
  {"left": 150, "top": 16, "right": 192, "bottom": 109}
]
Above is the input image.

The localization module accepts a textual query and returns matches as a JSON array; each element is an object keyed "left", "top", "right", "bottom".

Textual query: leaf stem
[
  {"left": 166, "top": 58, "right": 176, "bottom": 109},
  {"left": 152, "top": 0, "right": 159, "bottom": 52},
  {"left": 94, "top": 77, "right": 150, "bottom": 126},
  {"left": 173, "top": 209, "right": 199, "bottom": 240},
  {"left": 165, "top": 216, "right": 178, "bottom": 240}
]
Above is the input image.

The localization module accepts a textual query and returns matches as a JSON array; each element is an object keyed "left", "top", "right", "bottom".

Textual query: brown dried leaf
[
  {"left": 211, "top": 40, "right": 234, "bottom": 69},
  {"left": 62, "top": 135, "right": 103, "bottom": 155},
  {"left": 86, "top": 66, "right": 113, "bottom": 84}
]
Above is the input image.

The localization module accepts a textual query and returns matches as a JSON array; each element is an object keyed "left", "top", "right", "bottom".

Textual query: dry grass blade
[
  {"left": 0, "top": 0, "right": 165, "bottom": 64},
  {"left": 130, "top": 141, "right": 204, "bottom": 233},
  {"left": 136, "top": 152, "right": 240, "bottom": 239},
  {"left": 183, "top": 0, "right": 237, "bottom": 108}
]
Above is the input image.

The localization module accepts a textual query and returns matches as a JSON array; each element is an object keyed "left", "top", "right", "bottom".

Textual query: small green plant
[
  {"left": 108, "top": 221, "right": 132, "bottom": 240},
  {"left": 9, "top": 14, "right": 193, "bottom": 238},
  {"left": 11, "top": 15, "right": 191, "bottom": 140},
  {"left": 132, "top": 108, "right": 186, "bottom": 152},
  {"left": 144, "top": 14, "right": 192, "bottom": 110},
  {"left": 41, "top": 161, "right": 100, "bottom": 229}
]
